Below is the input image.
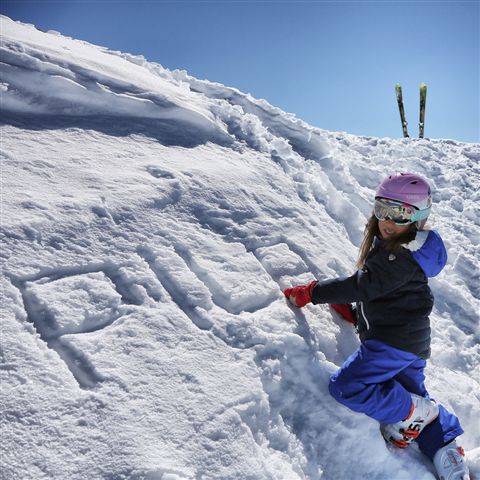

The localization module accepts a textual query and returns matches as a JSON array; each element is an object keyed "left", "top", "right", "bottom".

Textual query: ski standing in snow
[
  {"left": 395, "top": 84, "right": 409, "bottom": 138},
  {"left": 284, "top": 173, "right": 470, "bottom": 480},
  {"left": 395, "top": 83, "right": 428, "bottom": 139},
  {"left": 419, "top": 82, "right": 427, "bottom": 139}
]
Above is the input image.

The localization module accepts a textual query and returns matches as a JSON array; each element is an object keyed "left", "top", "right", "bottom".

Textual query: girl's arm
[{"left": 285, "top": 249, "right": 417, "bottom": 307}]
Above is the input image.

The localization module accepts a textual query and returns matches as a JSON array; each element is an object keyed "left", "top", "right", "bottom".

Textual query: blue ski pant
[{"left": 329, "top": 339, "right": 464, "bottom": 460}]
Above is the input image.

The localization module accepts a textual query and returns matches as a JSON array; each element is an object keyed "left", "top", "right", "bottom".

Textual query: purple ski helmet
[{"left": 375, "top": 173, "right": 432, "bottom": 227}]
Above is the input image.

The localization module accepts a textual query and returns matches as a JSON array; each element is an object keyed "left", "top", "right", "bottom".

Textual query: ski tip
[
  {"left": 420, "top": 82, "right": 427, "bottom": 90},
  {"left": 395, "top": 83, "right": 402, "bottom": 89}
]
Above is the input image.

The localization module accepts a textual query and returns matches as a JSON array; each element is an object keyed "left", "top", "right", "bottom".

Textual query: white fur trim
[{"left": 405, "top": 230, "right": 429, "bottom": 252}]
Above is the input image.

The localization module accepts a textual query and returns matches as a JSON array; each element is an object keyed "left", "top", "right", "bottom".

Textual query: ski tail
[
  {"left": 395, "top": 83, "right": 409, "bottom": 138},
  {"left": 419, "top": 82, "right": 427, "bottom": 138}
]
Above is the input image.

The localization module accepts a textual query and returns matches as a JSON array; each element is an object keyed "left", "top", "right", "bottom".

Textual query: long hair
[{"left": 356, "top": 214, "right": 418, "bottom": 269}]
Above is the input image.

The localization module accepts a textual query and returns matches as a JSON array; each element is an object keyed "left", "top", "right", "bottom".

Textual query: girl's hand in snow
[
  {"left": 283, "top": 281, "right": 317, "bottom": 307},
  {"left": 330, "top": 303, "right": 356, "bottom": 325}
]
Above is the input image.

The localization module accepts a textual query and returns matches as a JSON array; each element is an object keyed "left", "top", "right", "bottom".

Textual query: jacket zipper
[{"left": 359, "top": 301, "right": 370, "bottom": 330}]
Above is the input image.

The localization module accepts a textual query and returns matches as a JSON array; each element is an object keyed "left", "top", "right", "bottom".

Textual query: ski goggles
[{"left": 374, "top": 197, "right": 430, "bottom": 225}]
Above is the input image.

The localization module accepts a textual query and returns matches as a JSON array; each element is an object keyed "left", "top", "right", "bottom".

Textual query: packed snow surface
[{"left": 1, "top": 15, "right": 479, "bottom": 480}]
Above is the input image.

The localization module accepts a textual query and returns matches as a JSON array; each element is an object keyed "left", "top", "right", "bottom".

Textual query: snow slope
[{"left": 1, "top": 15, "right": 479, "bottom": 480}]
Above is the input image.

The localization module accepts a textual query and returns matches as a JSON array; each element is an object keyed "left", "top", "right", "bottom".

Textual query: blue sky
[{"left": 2, "top": 1, "right": 479, "bottom": 143}]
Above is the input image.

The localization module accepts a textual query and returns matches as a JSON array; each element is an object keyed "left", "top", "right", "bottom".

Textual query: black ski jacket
[{"left": 311, "top": 230, "right": 447, "bottom": 359}]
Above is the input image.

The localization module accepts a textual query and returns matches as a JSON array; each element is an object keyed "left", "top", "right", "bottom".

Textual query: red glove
[
  {"left": 330, "top": 303, "right": 356, "bottom": 325},
  {"left": 284, "top": 280, "right": 317, "bottom": 307}
]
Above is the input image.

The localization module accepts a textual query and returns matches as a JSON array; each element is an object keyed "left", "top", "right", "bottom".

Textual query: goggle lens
[{"left": 374, "top": 198, "right": 416, "bottom": 225}]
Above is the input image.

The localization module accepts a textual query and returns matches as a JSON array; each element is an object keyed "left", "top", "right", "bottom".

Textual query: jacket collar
[
  {"left": 404, "top": 230, "right": 447, "bottom": 277},
  {"left": 374, "top": 230, "right": 447, "bottom": 278}
]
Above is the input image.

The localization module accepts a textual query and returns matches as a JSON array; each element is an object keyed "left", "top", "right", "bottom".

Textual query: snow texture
[{"left": 1, "top": 15, "right": 479, "bottom": 480}]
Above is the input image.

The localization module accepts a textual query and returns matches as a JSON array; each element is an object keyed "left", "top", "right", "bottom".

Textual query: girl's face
[{"left": 378, "top": 219, "right": 411, "bottom": 240}]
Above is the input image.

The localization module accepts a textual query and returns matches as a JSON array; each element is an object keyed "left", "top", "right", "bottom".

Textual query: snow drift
[{"left": 1, "top": 15, "right": 479, "bottom": 480}]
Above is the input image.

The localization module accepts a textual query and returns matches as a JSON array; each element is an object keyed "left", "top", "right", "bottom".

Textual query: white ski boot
[
  {"left": 381, "top": 393, "right": 439, "bottom": 448},
  {"left": 433, "top": 440, "right": 470, "bottom": 480}
]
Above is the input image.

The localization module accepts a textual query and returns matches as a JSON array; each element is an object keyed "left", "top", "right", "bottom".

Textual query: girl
[{"left": 284, "top": 173, "right": 469, "bottom": 480}]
